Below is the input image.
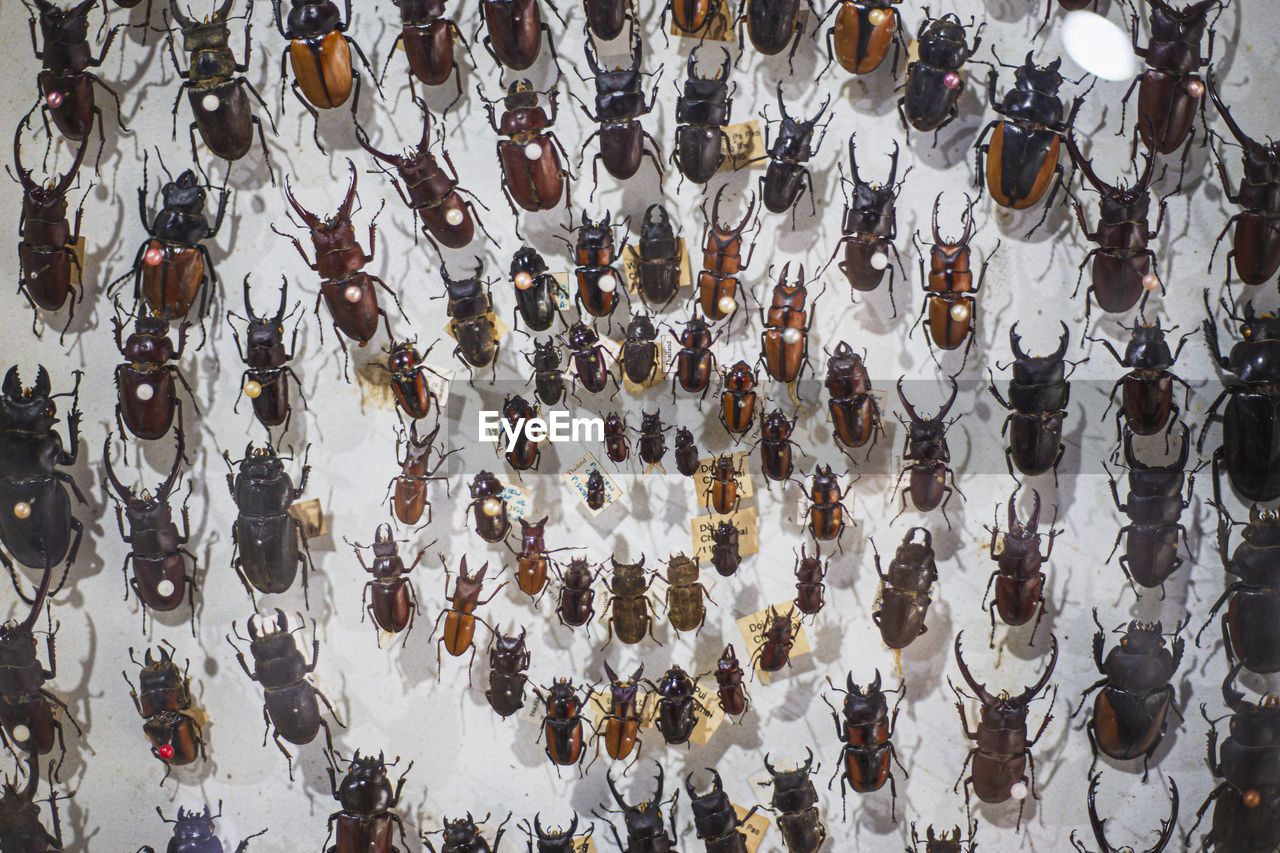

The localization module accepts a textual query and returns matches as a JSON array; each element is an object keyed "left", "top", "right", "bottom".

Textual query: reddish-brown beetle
[
  {"left": 430, "top": 556, "right": 505, "bottom": 683},
  {"left": 715, "top": 644, "right": 749, "bottom": 717},
  {"left": 793, "top": 545, "right": 828, "bottom": 618},
  {"left": 759, "top": 263, "right": 814, "bottom": 385},
  {"left": 389, "top": 421, "right": 454, "bottom": 527},
  {"left": 818, "top": 0, "right": 903, "bottom": 77},
  {"left": 591, "top": 662, "right": 645, "bottom": 765},
  {"left": 481, "top": 80, "right": 571, "bottom": 224},
  {"left": 720, "top": 360, "right": 758, "bottom": 438},
  {"left": 914, "top": 193, "right": 996, "bottom": 368},
  {"left": 982, "top": 488, "right": 1058, "bottom": 647},
  {"left": 698, "top": 187, "right": 757, "bottom": 323},
  {"left": 705, "top": 453, "right": 744, "bottom": 515},
  {"left": 350, "top": 523, "right": 425, "bottom": 642},
  {"left": 752, "top": 606, "right": 796, "bottom": 673}
]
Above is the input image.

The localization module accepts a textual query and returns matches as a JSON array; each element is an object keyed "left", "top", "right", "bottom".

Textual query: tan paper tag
[
  {"left": 424, "top": 364, "right": 454, "bottom": 408},
  {"left": 719, "top": 121, "right": 765, "bottom": 172},
  {"left": 672, "top": 0, "right": 735, "bottom": 41},
  {"left": 689, "top": 680, "right": 726, "bottom": 745},
  {"left": 69, "top": 236, "right": 86, "bottom": 285},
  {"left": 551, "top": 271, "right": 573, "bottom": 311},
  {"left": 499, "top": 481, "right": 532, "bottom": 522},
  {"left": 690, "top": 507, "right": 760, "bottom": 560},
  {"left": 736, "top": 604, "right": 811, "bottom": 683},
  {"left": 288, "top": 498, "right": 327, "bottom": 537},
  {"left": 734, "top": 804, "right": 771, "bottom": 853},
  {"left": 563, "top": 453, "right": 624, "bottom": 515},
  {"left": 694, "top": 451, "right": 755, "bottom": 506},
  {"left": 573, "top": 837, "right": 596, "bottom": 853}
]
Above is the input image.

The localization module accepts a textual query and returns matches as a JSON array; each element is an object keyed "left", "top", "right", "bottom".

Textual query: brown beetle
[
  {"left": 892, "top": 378, "right": 961, "bottom": 527},
  {"left": 800, "top": 465, "right": 849, "bottom": 547},
  {"left": 705, "top": 453, "right": 744, "bottom": 515},
  {"left": 914, "top": 193, "right": 996, "bottom": 368},
  {"left": 591, "top": 662, "right": 645, "bottom": 765},
  {"left": 350, "top": 523, "right": 424, "bottom": 642},
  {"left": 826, "top": 342, "right": 884, "bottom": 457},
  {"left": 430, "top": 557, "right": 505, "bottom": 683},
  {"left": 720, "top": 360, "right": 758, "bottom": 438},
  {"left": 123, "top": 642, "right": 205, "bottom": 778},
  {"left": 603, "top": 555, "right": 660, "bottom": 646},
  {"left": 481, "top": 80, "right": 571, "bottom": 223},
  {"left": 665, "top": 553, "right": 711, "bottom": 633},
  {"left": 982, "top": 487, "right": 1058, "bottom": 646},
  {"left": 715, "top": 644, "right": 749, "bottom": 718},
  {"left": 555, "top": 555, "right": 600, "bottom": 630},
  {"left": 511, "top": 515, "right": 552, "bottom": 596},
  {"left": 759, "top": 263, "right": 815, "bottom": 385},
  {"left": 819, "top": 0, "right": 903, "bottom": 77},
  {"left": 389, "top": 421, "right": 454, "bottom": 527},
  {"left": 698, "top": 187, "right": 757, "bottom": 322},
  {"left": 872, "top": 528, "right": 937, "bottom": 651},
  {"left": 793, "top": 545, "right": 827, "bottom": 618},
  {"left": 752, "top": 606, "right": 797, "bottom": 673}
]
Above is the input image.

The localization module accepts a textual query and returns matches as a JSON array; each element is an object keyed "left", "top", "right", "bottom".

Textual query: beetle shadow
[{"left": 898, "top": 595, "right": 954, "bottom": 706}]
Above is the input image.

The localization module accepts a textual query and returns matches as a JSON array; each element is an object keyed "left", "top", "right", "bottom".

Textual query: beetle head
[
  {"left": 954, "top": 631, "right": 1058, "bottom": 709},
  {"left": 1006, "top": 486, "right": 1041, "bottom": 539}
]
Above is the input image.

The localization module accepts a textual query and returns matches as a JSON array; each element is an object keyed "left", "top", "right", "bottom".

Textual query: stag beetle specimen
[
  {"left": 761, "top": 751, "right": 826, "bottom": 853},
  {"left": 510, "top": 248, "right": 560, "bottom": 335},
  {"left": 899, "top": 12, "right": 982, "bottom": 135},
  {"left": 522, "top": 813, "right": 590, "bottom": 853},
  {"left": 122, "top": 642, "right": 205, "bottom": 777},
  {"left": 687, "top": 769, "right": 759, "bottom": 853},
  {"left": 565, "top": 210, "right": 627, "bottom": 322},
  {"left": 872, "top": 528, "right": 937, "bottom": 651},
  {"left": 982, "top": 487, "right": 1059, "bottom": 646},
  {"left": 103, "top": 432, "right": 196, "bottom": 621},
  {"left": 224, "top": 443, "right": 313, "bottom": 605},
  {"left": 793, "top": 545, "right": 827, "bottom": 617},
  {"left": 109, "top": 159, "right": 229, "bottom": 332},
  {"left": 277, "top": 162, "right": 401, "bottom": 371},
  {"left": 618, "top": 312, "right": 660, "bottom": 390},
  {"left": 736, "top": 0, "right": 812, "bottom": 65},
  {"left": 758, "top": 408, "right": 798, "bottom": 484},
  {"left": 649, "top": 664, "right": 706, "bottom": 745},
  {"left": 1066, "top": 133, "right": 1164, "bottom": 319},
  {"left": 907, "top": 821, "right": 978, "bottom": 853},
  {"left": 381, "top": 0, "right": 473, "bottom": 105},
  {"left": 1200, "top": 503, "right": 1280, "bottom": 674},
  {"left": 356, "top": 100, "right": 488, "bottom": 251},
  {"left": 510, "top": 515, "right": 556, "bottom": 597},
  {"left": 485, "top": 628, "right": 529, "bottom": 718},
  {"left": 1200, "top": 293, "right": 1280, "bottom": 505},
  {"left": 827, "top": 137, "right": 906, "bottom": 314},
  {"left": 431, "top": 556, "right": 504, "bottom": 680},
  {"left": 28, "top": 0, "right": 126, "bottom": 145},
  {"left": 671, "top": 314, "right": 720, "bottom": 402},
  {"left": 752, "top": 606, "right": 797, "bottom": 673},
  {"left": 820, "top": 0, "right": 904, "bottom": 78},
  {"left": 564, "top": 322, "right": 615, "bottom": 398},
  {"left": 715, "top": 644, "right": 748, "bottom": 718},
  {"left": 444, "top": 261, "right": 500, "bottom": 378},
  {"left": 1093, "top": 320, "right": 1191, "bottom": 442},
  {"left": 271, "top": 0, "right": 377, "bottom": 151},
  {"left": 1206, "top": 69, "right": 1280, "bottom": 288},
  {"left": 111, "top": 311, "right": 198, "bottom": 443},
  {"left": 0, "top": 561, "right": 79, "bottom": 762},
  {"left": 974, "top": 53, "right": 1084, "bottom": 222},
  {"left": 914, "top": 193, "right": 993, "bottom": 367},
  {"left": 665, "top": 554, "right": 710, "bottom": 633},
  {"left": 575, "top": 24, "right": 663, "bottom": 186},
  {"left": 390, "top": 421, "right": 454, "bottom": 527},
  {"left": 1120, "top": 0, "right": 1218, "bottom": 169},
  {"left": 555, "top": 556, "right": 600, "bottom": 630},
  {"left": 1107, "top": 427, "right": 1197, "bottom": 592},
  {"left": 536, "top": 677, "right": 588, "bottom": 770},
  {"left": 594, "top": 764, "right": 678, "bottom": 853},
  {"left": 325, "top": 750, "right": 411, "bottom": 853},
  {"left": 384, "top": 340, "right": 442, "bottom": 422},
  {"left": 164, "top": 0, "right": 275, "bottom": 171},
  {"left": 758, "top": 263, "right": 815, "bottom": 385},
  {"left": 0, "top": 746, "right": 63, "bottom": 851},
  {"left": 591, "top": 662, "right": 644, "bottom": 765},
  {"left": 1070, "top": 773, "right": 1178, "bottom": 853},
  {"left": 603, "top": 555, "right": 659, "bottom": 646},
  {"left": 749, "top": 86, "right": 831, "bottom": 219},
  {"left": 0, "top": 365, "right": 85, "bottom": 585},
  {"left": 823, "top": 671, "right": 905, "bottom": 820},
  {"left": 892, "top": 378, "right": 960, "bottom": 527},
  {"left": 12, "top": 121, "right": 87, "bottom": 339},
  {"left": 637, "top": 206, "right": 681, "bottom": 310},
  {"left": 800, "top": 465, "right": 849, "bottom": 547},
  {"left": 526, "top": 338, "right": 567, "bottom": 408},
  {"left": 1189, "top": 662, "right": 1280, "bottom": 853},
  {"left": 422, "top": 812, "right": 510, "bottom": 853},
  {"left": 350, "top": 523, "right": 424, "bottom": 641},
  {"left": 1076, "top": 611, "right": 1183, "bottom": 779},
  {"left": 825, "top": 342, "right": 884, "bottom": 457},
  {"left": 227, "top": 610, "right": 342, "bottom": 778},
  {"left": 141, "top": 805, "right": 266, "bottom": 853},
  {"left": 673, "top": 48, "right": 734, "bottom": 186},
  {"left": 989, "top": 323, "right": 1077, "bottom": 480},
  {"left": 229, "top": 276, "right": 305, "bottom": 433},
  {"left": 478, "top": 0, "right": 562, "bottom": 72},
  {"left": 481, "top": 80, "right": 571, "bottom": 222},
  {"left": 710, "top": 520, "right": 741, "bottom": 578},
  {"left": 637, "top": 411, "right": 671, "bottom": 470},
  {"left": 952, "top": 632, "right": 1059, "bottom": 822},
  {"left": 699, "top": 187, "right": 756, "bottom": 324}
]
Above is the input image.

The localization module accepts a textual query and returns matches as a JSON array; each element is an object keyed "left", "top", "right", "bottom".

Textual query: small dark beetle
[
  {"left": 988, "top": 323, "right": 1076, "bottom": 480},
  {"left": 1107, "top": 426, "right": 1197, "bottom": 592},
  {"left": 526, "top": 338, "right": 568, "bottom": 407},
  {"left": 141, "top": 805, "right": 265, "bottom": 853},
  {"left": 827, "top": 137, "right": 906, "bottom": 314},
  {"left": 229, "top": 277, "right": 304, "bottom": 433},
  {"left": 485, "top": 628, "right": 529, "bottom": 718},
  {"left": 555, "top": 556, "right": 600, "bottom": 630},
  {"left": 715, "top": 644, "right": 749, "bottom": 718},
  {"left": 111, "top": 311, "right": 197, "bottom": 443},
  {"left": 709, "top": 521, "right": 741, "bottom": 578},
  {"left": 892, "top": 378, "right": 960, "bottom": 526},
  {"left": 1201, "top": 503, "right": 1280, "bottom": 674},
  {"left": 349, "top": 523, "right": 423, "bottom": 641},
  {"left": 792, "top": 545, "right": 827, "bottom": 618},
  {"left": 444, "top": 260, "right": 501, "bottom": 378},
  {"left": 223, "top": 443, "right": 312, "bottom": 604},
  {"left": 761, "top": 751, "right": 826, "bottom": 853},
  {"left": 674, "top": 428, "right": 700, "bottom": 478},
  {"left": 637, "top": 411, "right": 671, "bottom": 470},
  {"left": 637, "top": 206, "right": 681, "bottom": 310},
  {"left": 563, "top": 322, "right": 615, "bottom": 398},
  {"left": 123, "top": 642, "right": 205, "bottom": 777},
  {"left": 981, "top": 487, "right": 1058, "bottom": 645},
  {"left": 510, "top": 248, "right": 560, "bottom": 334},
  {"left": 907, "top": 821, "right": 977, "bottom": 853},
  {"left": 823, "top": 671, "right": 905, "bottom": 819},
  {"left": 1093, "top": 319, "right": 1191, "bottom": 441},
  {"left": 752, "top": 606, "right": 796, "bottom": 673},
  {"left": 467, "top": 470, "right": 511, "bottom": 543}
]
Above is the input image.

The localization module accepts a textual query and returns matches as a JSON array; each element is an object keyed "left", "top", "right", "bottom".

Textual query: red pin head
[{"left": 158, "top": 744, "right": 175, "bottom": 760}]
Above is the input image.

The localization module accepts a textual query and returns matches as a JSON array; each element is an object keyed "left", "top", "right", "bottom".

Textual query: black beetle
[
  {"left": 892, "top": 378, "right": 960, "bottom": 527},
  {"left": 0, "top": 746, "right": 63, "bottom": 852},
  {"left": 1206, "top": 68, "right": 1280, "bottom": 288},
  {"left": 584, "top": 0, "right": 630, "bottom": 39},
  {"left": 1071, "top": 772, "right": 1177, "bottom": 853},
  {"left": 974, "top": 52, "right": 1084, "bottom": 225},
  {"left": 648, "top": 665, "right": 705, "bottom": 746},
  {"left": 141, "top": 804, "right": 266, "bottom": 853},
  {"left": 523, "top": 813, "right": 591, "bottom": 853},
  {"left": 466, "top": 470, "right": 511, "bottom": 543},
  {"left": 575, "top": 24, "right": 662, "bottom": 186},
  {"left": 1075, "top": 611, "right": 1183, "bottom": 779},
  {"left": 1106, "top": 427, "right": 1197, "bottom": 593},
  {"left": 111, "top": 310, "right": 198, "bottom": 443},
  {"left": 563, "top": 322, "right": 615, "bottom": 398},
  {"left": 165, "top": 0, "right": 275, "bottom": 172},
  {"left": 827, "top": 136, "right": 906, "bottom": 314},
  {"left": 444, "top": 260, "right": 500, "bottom": 379},
  {"left": 223, "top": 443, "right": 313, "bottom": 605},
  {"left": 761, "top": 751, "right": 826, "bottom": 853},
  {"left": 637, "top": 206, "right": 682, "bottom": 310},
  {"left": 637, "top": 411, "right": 671, "bottom": 471},
  {"left": 872, "top": 528, "right": 936, "bottom": 650},
  {"left": 566, "top": 210, "right": 628, "bottom": 322},
  {"left": 604, "top": 413, "right": 630, "bottom": 466},
  {"left": 1199, "top": 293, "right": 1280, "bottom": 505},
  {"left": 670, "top": 314, "right": 720, "bottom": 403},
  {"left": 750, "top": 86, "right": 831, "bottom": 219},
  {"left": 1188, "top": 661, "right": 1280, "bottom": 853},
  {"left": 103, "top": 432, "right": 196, "bottom": 623},
  {"left": 951, "top": 631, "right": 1058, "bottom": 825},
  {"left": 907, "top": 821, "right": 977, "bottom": 853},
  {"left": 585, "top": 470, "right": 607, "bottom": 512},
  {"left": 536, "top": 677, "right": 588, "bottom": 771},
  {"left": 501, "top": 394, "right": 541, "bottom": 473},
  {"left": 1092, "top": 319, "right": 1191, "bottom": 442},
  {"left": 227, "top": 610, "right": 341, "bottom": 779},
  {"left": 325, "top": 750, "right": 411, "bottom": 853},
  {"left": 686, "top": 769, "right": 759, "bottom": 853},
  {"left": 0, "top": 366, "right": 84, "bottom": 586},
  {"left": 510, "top": 247, "right": 561, "bottom": 334},
  {"left": 594, "top": 764, "right": 678, "bottom": 853},
  {"left": 672, "top": 47, "right": 734, "bottom": 186},
  {"left": 620, "top": 311, "right": 660, "bottom": 389},
  {"left": 982, "top": 487, "right": 1058, "bottom": 646},
  {"left": 709, "top": 520, "right": 741, "bottom": 578},
  {"left": 423, "top": 812, "right": 511, "bottom": 852},
  {"left": 1066, "top": 133, "right": 1164, "bottom": 320},
  {"left": 1200, "top": 503, "right": 1280, "bottom": 674},
  {"left": 674, "top": 428, "right": 700, "bottom": 477},
  {"left": 898, "top": 12, "right": 982, "bottom": 135},
  {"left": 29, "top": 0, "right": 127, "bottom": 146},
  {"left": 555, "top": 556, "right": 599, "bottom": 630},
  {"left": 122, "top": 642, "right": 205, "bottom": 778},
  {"left": 229, "top": 277, "right": 304, "bottom": 433},
  {"left": 988, "top": 322, "right": 1077, "bottom": 480},
  {"left": 822, "top": 671, "right": 905, "bottom": 820},
  {"left": 736, "top": 0, "right": 812, "bottom": 66},
  {"left": 526, "top": 338, "right": 567, "bottom": 407}
]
